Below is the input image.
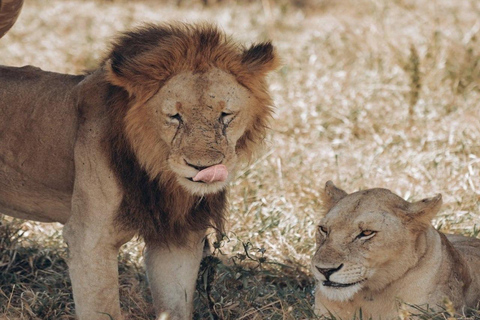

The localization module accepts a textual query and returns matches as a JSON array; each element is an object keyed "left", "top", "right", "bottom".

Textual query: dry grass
[{"left": 1, "top": 0, "right": 480, "bottom": 319}]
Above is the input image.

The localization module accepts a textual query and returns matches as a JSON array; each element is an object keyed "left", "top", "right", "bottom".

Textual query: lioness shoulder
[{"left": 311, "top": 181, "right": 480, "bottom": 319}]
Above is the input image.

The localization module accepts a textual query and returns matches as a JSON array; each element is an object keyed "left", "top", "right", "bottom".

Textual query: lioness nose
[{"left": 316, "top": 264, "right": 344, "bottom": 280}]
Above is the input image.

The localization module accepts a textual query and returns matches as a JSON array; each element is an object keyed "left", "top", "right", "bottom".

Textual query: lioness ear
[
  {"left": 321, "top": 181, "right": 348, "bottom": 212},
  {"left": 241, "top": 42, "right": 280, "bottom": 76},
  {"left": 404, "top": 194, "right": 443, "bottom": 227}
]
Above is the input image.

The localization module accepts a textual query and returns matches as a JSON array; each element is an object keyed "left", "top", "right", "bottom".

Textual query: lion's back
[{"left": 0, "top": 65, "right": 84, "bottom": 222}]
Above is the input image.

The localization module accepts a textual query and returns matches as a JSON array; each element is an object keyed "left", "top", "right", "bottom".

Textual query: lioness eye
[
  {"left": 357, "top": 230, "right": 376, "bottom": 239},
  {"left": 319, "top": 225, "right": 328, "bottom": 235}
]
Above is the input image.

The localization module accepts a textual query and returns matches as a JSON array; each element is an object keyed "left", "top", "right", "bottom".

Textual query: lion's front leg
[
  {"left": 63, "top": 105, "right": 134, "bottom": 320},
  {"left": 145, "top": 232, "right": 205, "bottom": 320},
  {"left": 64, "top": 217, "right": 130, "bottom": 320},
  {"left": 63, "top": 168, "right": 133, "bottom": 320}
]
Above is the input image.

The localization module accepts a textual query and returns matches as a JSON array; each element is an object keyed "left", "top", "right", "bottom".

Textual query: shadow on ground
[{"left": 0, "top": 219, "right": 315, "bottom": 320}]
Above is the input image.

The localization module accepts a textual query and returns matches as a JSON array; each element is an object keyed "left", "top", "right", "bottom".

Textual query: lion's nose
[{"left": 316, "top": 264, "right": 343, "bottom": 280}]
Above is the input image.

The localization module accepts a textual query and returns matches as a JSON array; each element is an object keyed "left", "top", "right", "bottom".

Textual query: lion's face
[
  {"left": 142, "top": 68, "right": 253, "bottom": 195},
  {"left": 106, "top": 24, "right": 278, "bottom": 197},
  {"left": 312, "top": 182, "right": 442, "bottom": 302}
]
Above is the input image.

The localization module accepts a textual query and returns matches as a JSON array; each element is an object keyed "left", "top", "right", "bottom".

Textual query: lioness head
[
  {"left": 312, "top": 181, "right": 442, "bottom": 302},
  {"left": 105, "top": 23, "right": 279, "bottom": 195}
]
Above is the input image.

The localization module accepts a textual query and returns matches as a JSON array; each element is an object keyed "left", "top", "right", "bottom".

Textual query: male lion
[
  {"left": 0, "top": 6, "right": 279, "bottom": 319},
  {"left": 312, "top": 181, "right": 480, "bottom": 319}
]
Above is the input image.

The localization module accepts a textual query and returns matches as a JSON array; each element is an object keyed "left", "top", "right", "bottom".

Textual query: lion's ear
[
  {"left": 241, "top": 42, "right": 280, "bottom": 76},
  {"left": 105, "top": 52, "right": 163, "bottom": 100},
  {"left": 404, "top": 194, "right": 443, "bottom": 226},
  {"left": 321, "top": 181, "right": 348, "bottom": 212},
  {"left": 105, "top": 57, "right": 133, "bottom": 93},
  {"left": 105, "top": 27, "right": 170, "bottom": 99}
]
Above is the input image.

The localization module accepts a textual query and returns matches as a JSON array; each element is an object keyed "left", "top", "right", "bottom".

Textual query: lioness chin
[
  {"left": 0, "top": 2, "right": 279, "bottom": 319},
  {"left": 312, "top": 181, "right": 480, "bottom": 320}
]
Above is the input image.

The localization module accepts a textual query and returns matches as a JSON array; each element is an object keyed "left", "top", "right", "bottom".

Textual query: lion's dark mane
[
  {"left": 102, "top": 23, "right": 277, "bottom": 246},
  {"left": 106, "top": 85, "right": 226, "bottom": 246}
]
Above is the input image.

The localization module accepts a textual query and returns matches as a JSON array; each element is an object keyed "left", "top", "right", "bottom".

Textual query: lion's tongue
[{"left": 192, "top": 164, "right": 228, "bottom": 183}]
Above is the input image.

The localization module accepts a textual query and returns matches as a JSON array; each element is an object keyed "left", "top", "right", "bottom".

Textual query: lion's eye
[
  {"left": 357, "top": 230, "right": 376, "bottom": 239},
  {"left": 169, "top": 113, "right": 182, "bottom": 122},
  {"left": 318, "top": 225, "right": 328, "bottom": 235},
  {"left": 220, "top": 112, "right": 235, "bottom": 125}
]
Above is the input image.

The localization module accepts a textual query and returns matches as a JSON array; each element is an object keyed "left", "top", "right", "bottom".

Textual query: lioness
[
  {"left": 312, "top": 181, "right": 480, "bottom": 319},
  {"left": 0, "top": 3, "right": 279, "bottom": 319}
]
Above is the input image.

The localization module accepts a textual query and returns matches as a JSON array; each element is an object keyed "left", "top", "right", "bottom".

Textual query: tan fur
[
  {"left": 0, "top": 22, "right": 278, "bottom": 320},
  {"left": 312, "top": 181, "right": 480, "bottom": 319}
]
